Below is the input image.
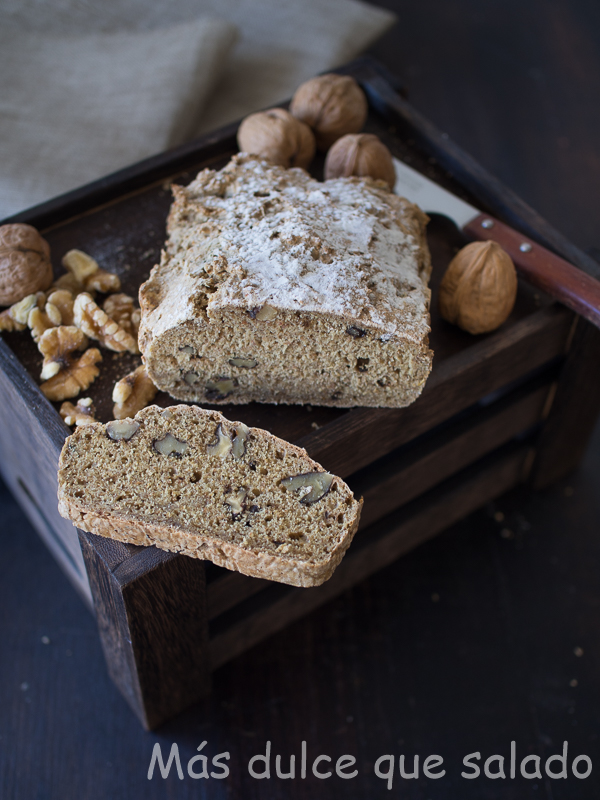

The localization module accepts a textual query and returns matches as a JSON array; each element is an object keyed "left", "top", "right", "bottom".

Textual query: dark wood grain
[
  {"left": 531, "top": 318, "right": 600, "bottom": 488},
  {"left": 80, "top": 532, "right": 210, "bottom": 729}
]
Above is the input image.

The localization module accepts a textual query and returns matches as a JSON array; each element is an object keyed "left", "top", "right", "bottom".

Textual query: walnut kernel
[
  {"left": 207, "top": 424, "right": 232, "bottom": 458},
  {"left": 112, "top": 365, "right": 157, "bottom": 420},
  {"left": 40, "top": 347, "right": 102, "bottom": 401},
  {"left": 47, "top": 290, "right": 75, "bottom": 326},
  {"left": 153, "top": 433, "right": 188, "bottom": 457},
  {"left": 280, "top": 472, "right": 334, "bottom": 504},
  {"left": 73, "top": 292, "right": 138, "bottom": 353},
  {"left": 106, "top": 419, "right": 140, "bottom": 441},
  {"left": 38, "top": 325, "right": 87, "bottom": 380},
  {"left": 102, "top": 293, "right": 140, "bottom": 337},
  {"left": 60, "top": 397, "right": 98, "bottom": 427}
]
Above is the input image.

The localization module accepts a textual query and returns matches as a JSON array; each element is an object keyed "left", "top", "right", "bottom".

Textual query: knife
[{"left": 393, "top": 157, "right": 600, "bottom": 329}]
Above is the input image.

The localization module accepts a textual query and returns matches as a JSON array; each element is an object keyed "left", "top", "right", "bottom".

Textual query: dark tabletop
[{"left": 3, "top": 1, "right": 600, "bottom": 798}]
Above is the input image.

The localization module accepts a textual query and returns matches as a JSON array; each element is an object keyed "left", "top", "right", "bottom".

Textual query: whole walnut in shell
[
  {"left": 439, "top": 240, "right": 518, "bottom": 334},
  {"left": 237, "top": 108, "right": 315, "bottom": 169},
  {"left": 324, "top": 133, "right": 396, "bottom": 190},
  {"left": 0, "top": 224, "right": 53, "bottom": 306},
  {"left": 290, "top": 73, "right": 368, "bottom": 151}
]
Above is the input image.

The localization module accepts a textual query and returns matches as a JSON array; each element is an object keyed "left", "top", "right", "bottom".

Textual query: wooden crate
[{"left": 1, "top": 58, "right": 599, "bottom": 729}]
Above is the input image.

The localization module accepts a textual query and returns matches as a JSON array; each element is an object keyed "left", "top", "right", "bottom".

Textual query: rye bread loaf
[
  {"left": 138, "top": 154, "right": 433, "bottom": 408},
  {"left": 57, "top": 404, "right": 362, "bottom": 587}
]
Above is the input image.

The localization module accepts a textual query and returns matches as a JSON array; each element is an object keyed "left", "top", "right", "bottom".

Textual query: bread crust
[
  {"left": 57, "top": 404, "right": 362, "bottom": 587},
  {"left": 139, "top": 154, "right": 433, "bottom": 408}
]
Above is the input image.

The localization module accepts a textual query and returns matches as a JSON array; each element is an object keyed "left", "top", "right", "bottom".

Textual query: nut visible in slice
[
  {"left": 60, "top": 397, "right": 98, "bottom": 427},
  {"left": 249, "top": 304, "right": 278, "bottom": 321},
  {"left": 106, "top": 419, "right": 140, "bottom": 441},
  {"left": 225, "top": 487, "right": 248, "bottom": 519},
  {"left": 280, "top": 472, "right": 334, "bottom": 504},
  {"left": 38, "top": 325, "right": 87, "bottom": 380},
  {"left": 106, "top": 419, "right": 140, "bottom": 442},
  {"left": 206, "top": 377, "right": 236, "bottom": 401},
  {"left": 112, "top": 365, "right": 157, "bottom": 420},
  {"left": 232, "top": 423, "right": 250, "bottom": 459},
  {"left": 229, "top": 357, "right": 258, "bottom": 369},
  {"left": 40, "top": 347, "right": 102, "bottom": 401},
  {"left": 73, "top": 292, "right": 138, "bottom": 353},
  {"left": 207, "top": 424, "right": 232, "bottom": 458},
  {"left": 153, "top": 433, "right": 188, "bottom": 457}
]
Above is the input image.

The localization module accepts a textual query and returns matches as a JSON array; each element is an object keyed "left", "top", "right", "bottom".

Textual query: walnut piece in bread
[{"left": 57, "top": 404, "right": 362, "bottom": 587}]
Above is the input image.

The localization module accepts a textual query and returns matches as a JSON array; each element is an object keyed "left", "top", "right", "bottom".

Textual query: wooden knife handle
[{"left": 464, "top": 213, "right": 600, "bottom": 329}]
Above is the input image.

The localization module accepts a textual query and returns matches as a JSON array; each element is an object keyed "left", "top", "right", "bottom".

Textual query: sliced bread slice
[{"left": 57, "top": 404, "right": 362, "bottom": 587}]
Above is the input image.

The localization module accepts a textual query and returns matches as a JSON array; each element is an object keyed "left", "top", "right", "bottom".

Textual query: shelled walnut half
[
  {"left": 74, "top": 292, "right": 138, "bottom": 353},
  {"left": 38, "top": 325, "right": 88, "bottom": 380},
  {"left": 60, "top": 397, "right": 98, "bottom": 427},
  {"left": 40, "top": 347, "right": 102, "bottom": 401},
  {"left": 112, "top": 365, "right": 157, "bottom": 419}
]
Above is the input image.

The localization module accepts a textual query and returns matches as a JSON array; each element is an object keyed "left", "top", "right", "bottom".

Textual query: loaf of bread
[
  {"left": 57, "top": 404, "right": 362, "bottom": 587},
  {"left": 139, "top": 154, "right": 432, "bottom": 408}
]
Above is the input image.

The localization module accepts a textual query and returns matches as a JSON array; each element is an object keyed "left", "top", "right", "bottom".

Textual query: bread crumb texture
[
  {"left": 139, "top": 154, "right": 433, "bottom": 408},
  {"left": 58, "top": 404, "right": 362, "bottom": 587}
]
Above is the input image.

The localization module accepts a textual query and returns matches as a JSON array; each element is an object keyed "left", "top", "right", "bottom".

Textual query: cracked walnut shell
[
  {"left": 112, "top": 365, "right": 157, "bottom": 419},
  {"left": 73, "top": 292, "right": 138, "bottom": 353},
  {"left": 40, "top": 347, "right": 102, "bottom": 401},
  {"left": 290, "top": 73, "right": 368, "bottom": 151},
  {"left": 237, "top": 108, "right": 315, "bottom": 169},
  {"left": 0, "top": 224, "right": 53, "bottom": 306},
  {"left": 324, "top": 133, "right": 396, "bottom": 190},
  {"left": 439, "top": 240, "right": 518, "bottom": 334}
]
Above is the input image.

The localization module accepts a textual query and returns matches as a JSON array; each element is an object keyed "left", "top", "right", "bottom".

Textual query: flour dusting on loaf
[{"left": 139, "top": 154, "right": 433, "bottom": 407}]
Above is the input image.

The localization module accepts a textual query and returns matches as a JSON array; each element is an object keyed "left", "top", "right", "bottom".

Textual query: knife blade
[{"left": 393, "top": 157, "right": 600, "bottom": 329}]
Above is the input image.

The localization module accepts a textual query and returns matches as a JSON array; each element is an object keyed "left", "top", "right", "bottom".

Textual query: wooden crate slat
[
  {"left": 355, "top": 378, "right": 552, "bottom": 529},
  {"left": 206, "top": 374, "right": 554, "bottom": 622},
  {"left": 209, "top": 443, "right": 528, "bottom": 669},
  {"left": 80, "top": 532, "right": 210, "bottom": 730}
]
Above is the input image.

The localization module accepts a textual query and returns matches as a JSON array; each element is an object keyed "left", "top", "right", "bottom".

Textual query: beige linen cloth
[{"left": 0, "top": 0, "right": 395, "bottom": 220}]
